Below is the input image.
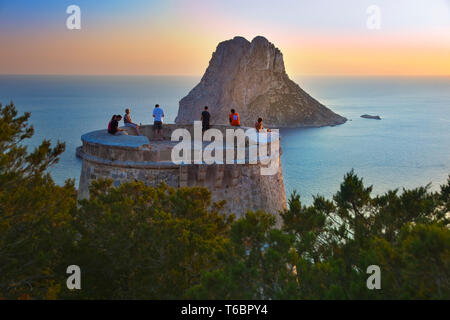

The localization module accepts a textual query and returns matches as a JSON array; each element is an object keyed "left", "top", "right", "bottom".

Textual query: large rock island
[{"left": 176, "top": 36, "right": 346, "bottom": 127}]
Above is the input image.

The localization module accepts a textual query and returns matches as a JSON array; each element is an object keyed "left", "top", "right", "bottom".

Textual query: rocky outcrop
[{"left": 176, "top": 36, "right": 346, "bottom": 127}]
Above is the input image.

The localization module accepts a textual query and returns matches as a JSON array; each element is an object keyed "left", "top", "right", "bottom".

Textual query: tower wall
[{"left": 77, "top": 124, "right": 287, "bottom": 220}]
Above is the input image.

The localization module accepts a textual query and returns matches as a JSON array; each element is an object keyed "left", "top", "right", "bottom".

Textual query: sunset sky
[{"left": 0, "top": 0, "right": 449, "bottom": 76}]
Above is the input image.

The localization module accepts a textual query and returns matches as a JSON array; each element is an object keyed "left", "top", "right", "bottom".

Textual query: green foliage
[
  {"left": 1, "top": 102, "right": 449, "bottom": 299},
  {"left": 187, "top": 211, "right": 298, "bottom": 299},
  {"left": 63, "top": 180, "right": 233, "bottom": 299},
  {"left": 190, "top": 171, "right": 450, "bottom": 299},
  {"left": 0, "top": 102, "right": 76, "bottom": 299}
]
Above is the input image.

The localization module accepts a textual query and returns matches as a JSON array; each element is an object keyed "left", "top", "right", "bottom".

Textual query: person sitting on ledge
[
  {"left": 107, "top": 114, "right": 116, "bottom": 133},
  {"left": 108, "top": 115, "right": 128, "bottom": 136},
  {"left": 229, "top": 109, "right": 240, "bottom": 126},
  {"left": 124, "top": 108, "right": 141, "bottom": 135},
  {"left": 255, "top": 117, "right": 271, "bottom": 132}
]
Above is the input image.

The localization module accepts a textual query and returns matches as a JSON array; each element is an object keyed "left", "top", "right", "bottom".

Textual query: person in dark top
[
  {"left": 201, "top": 106, "right": 211, "bottom": 132},
  {"left": 108, "top": 115, "right": 128, "bottom": 135},
  {"left": 107, "top": 114, "right": 116, "bottom": 133}
]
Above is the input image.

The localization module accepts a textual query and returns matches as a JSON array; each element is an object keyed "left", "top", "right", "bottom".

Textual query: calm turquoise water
[{"left": 0, "top": 75, "right": 449, "bottom": 204}]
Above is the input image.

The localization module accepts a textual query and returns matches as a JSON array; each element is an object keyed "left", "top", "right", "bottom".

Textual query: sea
[{"left": 0, "top": 75, "right": 449, "bottom": 205}]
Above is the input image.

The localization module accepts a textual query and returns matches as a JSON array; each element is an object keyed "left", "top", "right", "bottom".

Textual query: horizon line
[{"left": 1, "top": 73, "right": 450, "bottom": 78}]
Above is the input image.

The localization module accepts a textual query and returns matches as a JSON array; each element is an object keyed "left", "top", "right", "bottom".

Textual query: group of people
[
  {"left": 108, "top": 104, "right": 269, "bottom": 139},
  {"left": 201, "top": 106, "right": 270, "bottom": 133},
  {"left": 107, "top": 104, "right": 165, "bottom": 139}
]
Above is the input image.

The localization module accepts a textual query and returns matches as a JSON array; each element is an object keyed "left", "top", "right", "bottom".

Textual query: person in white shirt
[{"left": 152, "top": 104, "right": 164, "bottom": 140}]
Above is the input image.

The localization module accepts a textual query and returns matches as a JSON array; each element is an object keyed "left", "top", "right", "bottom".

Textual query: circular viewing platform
[
  {"left": 76, "top": 123, "right": 286, "bottom": 220},
  {"left": 77, "top": 123, "right": 280, "bottom": 168}
]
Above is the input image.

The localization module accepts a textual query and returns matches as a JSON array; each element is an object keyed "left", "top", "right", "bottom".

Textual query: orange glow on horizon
[
  {"left": 1, "top": 0, "right": 449, "bottom": 76},
  {"left": 1, "top": 27, "right": 449, "bottom": 76},
  {"left": 282, "top": 33, "right": 450, "bottom": 76}
]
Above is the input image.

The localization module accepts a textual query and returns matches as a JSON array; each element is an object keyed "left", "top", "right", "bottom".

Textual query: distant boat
[{"left": 361, "top": 114, "right": 381, "bottom": 120}]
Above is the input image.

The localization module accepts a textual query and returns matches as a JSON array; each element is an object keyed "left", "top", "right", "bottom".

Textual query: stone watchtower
[{"left": 77, "top": 124, "right": 287, "bottom": 220}]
